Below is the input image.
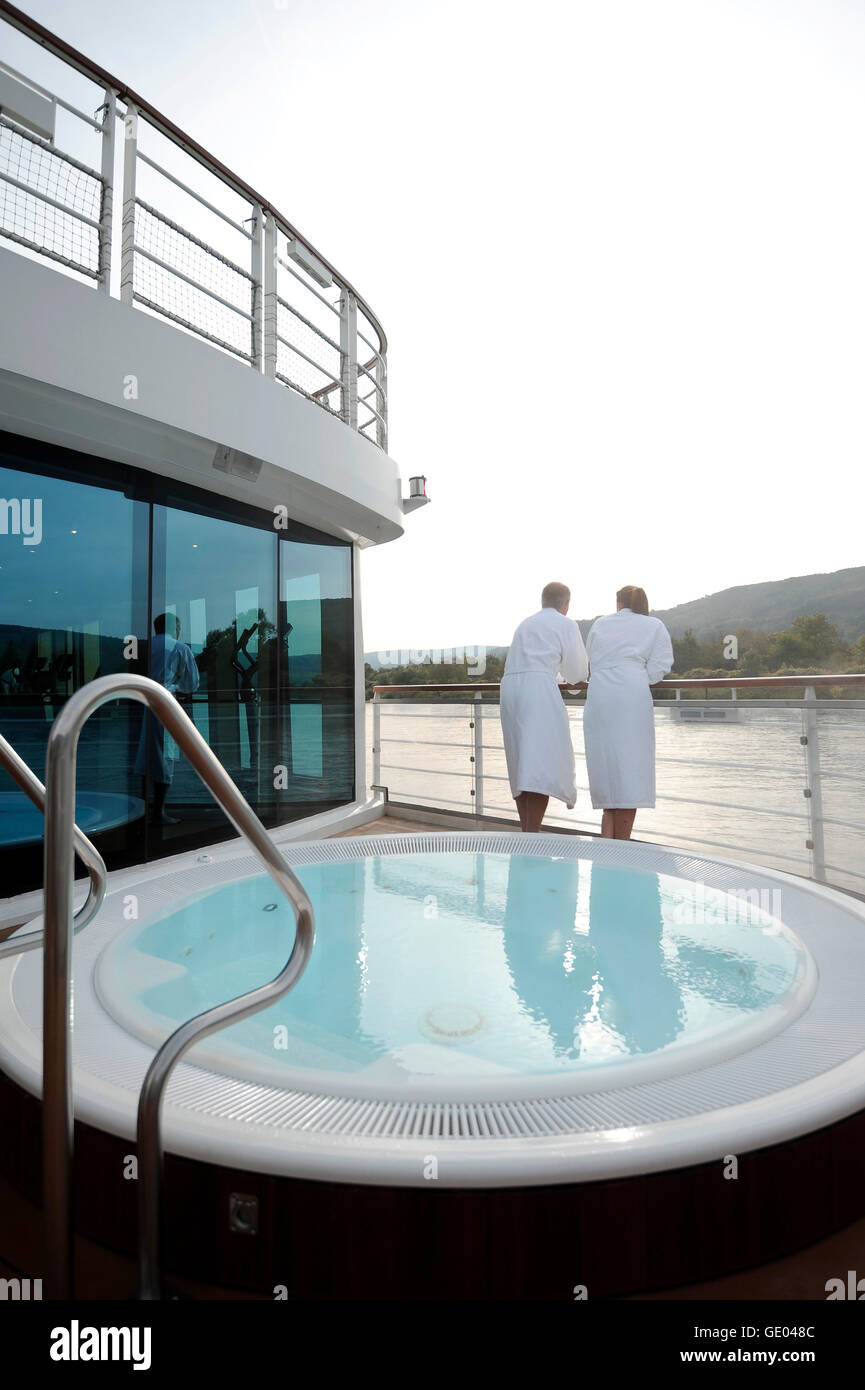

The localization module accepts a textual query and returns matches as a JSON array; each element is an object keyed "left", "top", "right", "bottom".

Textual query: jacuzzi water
[{"left": 96, "top": 850, "right": 816, "bottom": 1101}]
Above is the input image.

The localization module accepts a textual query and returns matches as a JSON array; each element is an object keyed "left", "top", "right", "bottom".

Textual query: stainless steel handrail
[
  {"left": 42, "top": 674, "right": 314, "bottom": 1301},
  {"left": 0, "top": 732, "right": 106, "bottom": 958}
]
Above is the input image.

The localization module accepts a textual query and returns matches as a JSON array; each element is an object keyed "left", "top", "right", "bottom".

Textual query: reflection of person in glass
[{"left": 134, "top": 613, "right": 200, "bottom": 825}]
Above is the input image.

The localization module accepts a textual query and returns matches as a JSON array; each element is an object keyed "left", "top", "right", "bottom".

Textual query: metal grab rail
[
  {"left": 0, "top": 733, "right": 106, "bottom": 958},
  {"left": 42, "top": 675, "right": 315, "bottom": 1301}
]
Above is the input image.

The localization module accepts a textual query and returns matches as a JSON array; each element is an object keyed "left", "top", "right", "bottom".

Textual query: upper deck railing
[
  {"left": 0, "top": 1, "right": 387, "bottom": 448},
  {"left": 371, "top": 674, "right": 865, "bottom": 893}
]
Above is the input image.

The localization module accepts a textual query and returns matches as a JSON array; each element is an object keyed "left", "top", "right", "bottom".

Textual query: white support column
[
  {"left": 472, "top": 691, "right": 484, "bottom": 819},
  {"left": 802, "top": 686, "right": 826, "bottom": 883},
  {"left": 97, "top": 87, "right": 116, "bottom": 294},
  {"left": 372, "top": 691, "right": 381, "bottom": 787},
  {"left": 340, "top": 288, "right": 358, "bottom": 429},
  {"left": 263, "top": 213, "right": 278, "bottom": 378},
  {"left": 119, "top": 101, "right": 138, "bottom": 306},
  {"left": 249, "top": 202, "right": 264, "bottom": 370}
]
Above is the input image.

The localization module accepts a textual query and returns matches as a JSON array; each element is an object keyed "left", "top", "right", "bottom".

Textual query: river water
[{"left": 367, "top": 701, "right": 865, "bottom": 896}]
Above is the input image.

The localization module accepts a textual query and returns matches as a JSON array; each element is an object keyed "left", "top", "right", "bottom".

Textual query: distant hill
[
  {"left": 647, "top": 567, "right": 865, "bottom": 642},
  {"left": 365, "top": 567, "right": 865, "bottom": 661}
]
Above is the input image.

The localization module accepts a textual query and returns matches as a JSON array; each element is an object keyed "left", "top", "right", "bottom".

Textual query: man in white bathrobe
[
  {"left": 500, "top": 583, "right": 589, "bottom": 832},
  {"left": 134, "top": 614, "right": 200, "bottom": 825}
]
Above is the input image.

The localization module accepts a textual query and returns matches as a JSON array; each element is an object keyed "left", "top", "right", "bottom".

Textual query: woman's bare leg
[
  {"left": 601, "top": 809, "right": 615, "bottom": 838},
  {"left": 515, "top": 792, "right": 528, "bottom": 831},
  {"left": 614, "top": 809, "right": 637, "bottom": 840},
  {"left": 524, "top": 793, "right": 549, "bottom": 832}
]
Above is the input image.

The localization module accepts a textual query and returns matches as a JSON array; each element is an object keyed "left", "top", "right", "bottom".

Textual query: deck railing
[
  {"left": 0, "top": 1, "right": 387, "bottom": 448},
  {"left": 371, "top": 675, "right": 865, "bottom": 893}
]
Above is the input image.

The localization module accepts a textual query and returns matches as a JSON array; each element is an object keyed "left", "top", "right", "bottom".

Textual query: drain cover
[{"left": 422, "top": 1003, "right": 484, "bottom": 1042}]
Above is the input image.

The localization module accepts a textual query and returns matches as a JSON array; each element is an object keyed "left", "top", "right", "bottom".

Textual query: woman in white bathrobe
[
  {"left": 500, "top": 582, "right": 589, "bottom": 832},
  {"left": 583, "top": 585, "right": 673, "bottom": 840}
]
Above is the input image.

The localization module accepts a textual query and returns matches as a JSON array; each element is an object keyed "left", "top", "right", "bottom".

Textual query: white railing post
[
  {"left": 119, "top": 101, "right": 138, "bottom": 305},
  {"left": 372, "top": 691, "right": 381, "bottom": 787},
  {"left": 802, "top": 686, "right": 826, "bottom": 883},
  {"left": 97, "top": 86, "right": 116, "bottom": 294},
  {"left": 375, "top": 350, "right": 387, "bottom": 451},
  {"left": 249, "top": 202, "right": 264, "bottom": 370},
  {"left": 263, "top": 213, "right": 278, "bottom": 378},
  {"left": 339, "top": 287, "right": 358, "bottom": 429},
  {"left": 472, "top": 690, "right": 484, "bottom": 819}
]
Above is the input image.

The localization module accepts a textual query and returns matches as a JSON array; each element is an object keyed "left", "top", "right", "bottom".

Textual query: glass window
[
  {"left": 0, "top": 431, "right": 357, "bottom": 899},
  {"left": 277, "top": 536, "right": 354, "bottom": 818},
  {"left": 142, "top": 500, "right": 278, "bottom": 851},
  {"left": 0, "top": 440, "right": 149, "bottom": 892}
]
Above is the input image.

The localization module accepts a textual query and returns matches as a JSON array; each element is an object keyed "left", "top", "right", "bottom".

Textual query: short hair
[
  {"left": 617, "top": 585, "right": 649, "bottom": 616},
  {"left": 541, "top": 582, "right": 571, "bottom": 611},
  {"left": 153, "top": 613, "right": 181, "bottom": 635}
]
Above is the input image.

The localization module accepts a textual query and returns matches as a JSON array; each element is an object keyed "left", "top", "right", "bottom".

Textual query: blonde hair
[{"left": 616, "top": 585, "right": 649, "bottom": 616}]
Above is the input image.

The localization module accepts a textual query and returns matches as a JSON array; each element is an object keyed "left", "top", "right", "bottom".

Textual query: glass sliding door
[
  {"left": 145, "top": 498, "right": 278, "bottom": 852},
  {"left": 277, "top": 536, "right": 354, "bottom": 819}
]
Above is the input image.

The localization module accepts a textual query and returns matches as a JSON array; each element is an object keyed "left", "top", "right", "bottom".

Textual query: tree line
[{"left": 366, "top": 613, "right": 865, "bottom": 699}]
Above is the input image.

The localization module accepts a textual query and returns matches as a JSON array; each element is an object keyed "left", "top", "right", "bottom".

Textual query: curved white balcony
[{"left": 0, "top": 1, "right": 405, "bottom": 546}]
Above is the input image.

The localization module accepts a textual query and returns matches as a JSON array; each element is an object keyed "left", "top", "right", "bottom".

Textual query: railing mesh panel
[
  {"left": 0, "top": 117, "right": 101, "bottom": 276},
  {"left": 132, "top": 200, "right": 253, "bottom": 359}
]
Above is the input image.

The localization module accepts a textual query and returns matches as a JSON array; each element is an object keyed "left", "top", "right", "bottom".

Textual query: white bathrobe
[
  {"left": 134, "top": 634, "right": 200, "bottom": 783},
  {"left": 500, "top": 608, "right": 588, "bottom": 806},
  {"left": 583, "top": 609, "right": 673, "bottom": 809}
]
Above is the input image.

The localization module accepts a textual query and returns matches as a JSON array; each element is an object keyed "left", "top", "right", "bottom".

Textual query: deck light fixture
[{"left": 402, "top": 476, "right": 430, "bottom": 514}]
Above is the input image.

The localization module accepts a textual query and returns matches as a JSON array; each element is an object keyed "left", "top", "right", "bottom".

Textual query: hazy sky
[{"left": 10, "top": 0, "right": 865, "bottom": 649}]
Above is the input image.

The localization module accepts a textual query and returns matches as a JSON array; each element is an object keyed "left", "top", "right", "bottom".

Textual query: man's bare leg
[
  {"left": 601, "top": 809, "right": 615, "bottom": 838},
  {"left": 614, "top": 809, "right": 637, "bottom": 840},
  {"left": 515, "top": 792, "right": 528, "bottom": 831},
  {"left": 524, "top": 792, "right": 549, "bottom": 832}
]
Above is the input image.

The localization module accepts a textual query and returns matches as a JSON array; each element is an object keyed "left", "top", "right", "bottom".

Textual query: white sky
[{"left": 12, "top": 0, "right": 865, "bottom": 649}]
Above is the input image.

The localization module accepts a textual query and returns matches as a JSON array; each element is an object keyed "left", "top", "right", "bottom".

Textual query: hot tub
[
  {"left": 94, "top": 847, "right": 816, "bottom": 1104},
  {"left": 0, "top": 788, "right": 145, "bottom": 847},
  {"left": 2, "top": 832, "right": 865, "bottom": 1298}
]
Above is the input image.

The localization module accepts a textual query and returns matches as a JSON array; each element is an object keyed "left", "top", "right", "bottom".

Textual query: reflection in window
[
  {"left": 0, "top": 445, "right": 149, "bottom": 888},
  {"left": 146, "top": 503, "right": 278, "bottom": 844},
  {"left": 278, "top": 538, "right": 353, "bottom": 813},
  {"left": 0, "top": 434, "right": 357, "bottom": 897}
]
